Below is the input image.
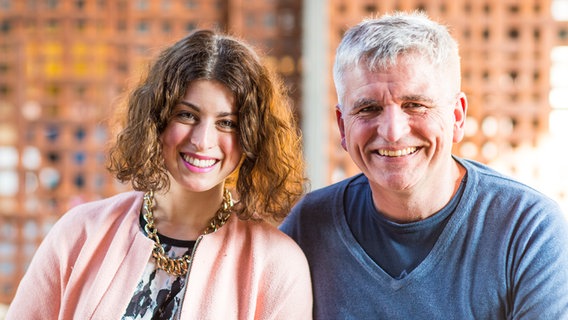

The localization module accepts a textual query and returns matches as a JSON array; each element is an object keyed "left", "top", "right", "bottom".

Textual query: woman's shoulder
[
  {"left": 231, "top": 218, "right": 288, "bottom": 239},
  {"left": 52, "top": 191, "right": 143, "bottom": 232},
  {"left": 229, "top": 218, "right": 307, "bottom": 260},
  {"left": 30, "top": 191, "right": 145, "bottom": 263}
]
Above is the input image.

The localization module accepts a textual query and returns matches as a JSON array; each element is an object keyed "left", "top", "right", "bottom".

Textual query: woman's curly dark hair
[{"left": 107, "top": 29, "right": 307, "bottom": 222}]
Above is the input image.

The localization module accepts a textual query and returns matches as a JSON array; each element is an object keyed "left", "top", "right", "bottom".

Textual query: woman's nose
[{"left": 190, "top": 122, "right": 217, "bottom": 150}]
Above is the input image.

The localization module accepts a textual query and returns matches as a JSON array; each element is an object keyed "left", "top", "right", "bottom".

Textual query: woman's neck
[{"left": 150, "top": 185, "right": 225, "bottom": 240}]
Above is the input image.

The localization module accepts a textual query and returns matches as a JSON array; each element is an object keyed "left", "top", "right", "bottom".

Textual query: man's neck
[{"left": 370, "top": 162, "right": 466, "bottom": 223}]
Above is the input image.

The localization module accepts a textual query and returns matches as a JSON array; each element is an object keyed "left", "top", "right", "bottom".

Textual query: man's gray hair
[{"left": 333, "top": 11, "right": 460, "bottom": 102}]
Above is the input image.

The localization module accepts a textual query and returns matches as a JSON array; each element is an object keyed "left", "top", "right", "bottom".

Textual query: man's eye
[
  {"left": 403, "top": 102, "right": 425, "bottom": 109},
  {"left": 358, "top": 105, "right": 381, "bottom": 114}
]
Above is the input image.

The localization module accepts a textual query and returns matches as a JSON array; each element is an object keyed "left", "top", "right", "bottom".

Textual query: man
[{"left": 280, "top": 11, "right": 568, "bottom": 319}]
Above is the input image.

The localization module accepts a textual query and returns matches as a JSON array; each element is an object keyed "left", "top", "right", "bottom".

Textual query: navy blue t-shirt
[{"left": 344, "top": 175, "right": 466, "bottom": 279}]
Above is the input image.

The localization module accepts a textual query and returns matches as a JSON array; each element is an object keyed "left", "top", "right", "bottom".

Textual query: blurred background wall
[{"left": 0, "top": 0, "right": 567, "bottom": 307}]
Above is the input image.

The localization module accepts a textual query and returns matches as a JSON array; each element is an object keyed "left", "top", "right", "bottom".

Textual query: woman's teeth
[{"left": 182, "top": 154, "right": 216, "bottom": 168}]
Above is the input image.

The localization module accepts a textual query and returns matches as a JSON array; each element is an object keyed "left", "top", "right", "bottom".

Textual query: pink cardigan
[{"left": 7, "top": 191, "right": 312, "bottom": 319}]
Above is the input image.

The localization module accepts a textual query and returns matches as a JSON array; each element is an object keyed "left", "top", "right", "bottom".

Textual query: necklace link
[{"left": 142, "top": 188, "right": 233, "bottom": 276}]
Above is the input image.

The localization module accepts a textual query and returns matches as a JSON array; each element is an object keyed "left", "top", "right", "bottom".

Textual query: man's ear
[
  {"left": 336, "top": 105, "right": 347, "bottom": 151},
  {"left": 453, "top": 92, "right": 468, "bottom": 143}
]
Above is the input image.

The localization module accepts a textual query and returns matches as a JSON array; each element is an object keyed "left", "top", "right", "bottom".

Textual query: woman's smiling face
[{"left": 160, "top": 79, "right": 242, "bottom": 193}]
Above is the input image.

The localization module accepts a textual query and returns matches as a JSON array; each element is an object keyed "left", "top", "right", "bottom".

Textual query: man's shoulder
[
  {"left": 301, "top": 173, "right": 365, "bottom": 205},
  {"left": 457, "top": 157, "right": 561, "bottom": 220},
  {"left": 281, "top": 174, "right": 365, "bottom": 232},
  {"left": 458, "top": 157, "right": 551, "bottom": 197}
]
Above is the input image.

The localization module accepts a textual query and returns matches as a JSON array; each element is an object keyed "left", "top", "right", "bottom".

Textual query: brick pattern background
[{"left": 1, "top": 0, "right": 567, "bottom": 304}]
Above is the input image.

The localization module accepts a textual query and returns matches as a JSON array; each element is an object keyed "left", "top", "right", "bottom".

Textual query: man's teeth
[
  {"left": 378, "top": 147, "right": 417, "bottom": 157},
  {"left": 182, "top": 155, "right": 216, "bottom": 168}
]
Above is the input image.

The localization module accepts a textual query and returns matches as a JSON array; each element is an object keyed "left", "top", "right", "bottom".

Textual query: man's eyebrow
[
  {"left": 353, "top": 98, "right": 379, "bottom": 109},
  {"left": 399, "top": 94, "right": 434, "bottom": 104},
  {"left": 352, "top": 95, "right": 435, "bottom": 110}
]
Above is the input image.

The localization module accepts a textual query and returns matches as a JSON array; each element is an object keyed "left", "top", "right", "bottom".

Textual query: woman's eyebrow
[
  {"left": 178, "top": 100, "right": 198, "bottom": 110},
  {"left": 178, "top": 100, "right": 238, "bottom": 117}
]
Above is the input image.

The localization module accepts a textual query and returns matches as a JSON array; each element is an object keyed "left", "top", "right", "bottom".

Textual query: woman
[{"left": 7, "top": 30, "right": 312, "bottom": 319}]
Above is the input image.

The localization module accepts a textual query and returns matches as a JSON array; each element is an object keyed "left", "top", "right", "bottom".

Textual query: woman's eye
[
  {"left": 218, "top": 119, "right": 238, "bottom": 130},
  {"left": 177, "top": 112, "right": 197, "bottom": 121}
]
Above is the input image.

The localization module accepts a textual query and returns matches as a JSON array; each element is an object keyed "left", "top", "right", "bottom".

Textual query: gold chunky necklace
[{"left": 142, "top": 188, "right": 233, "bottom": 276}]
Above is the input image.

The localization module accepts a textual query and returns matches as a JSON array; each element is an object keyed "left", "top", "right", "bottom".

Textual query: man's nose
[{"left": 378, "top": 106, "right": 410, "bottom": 142}]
